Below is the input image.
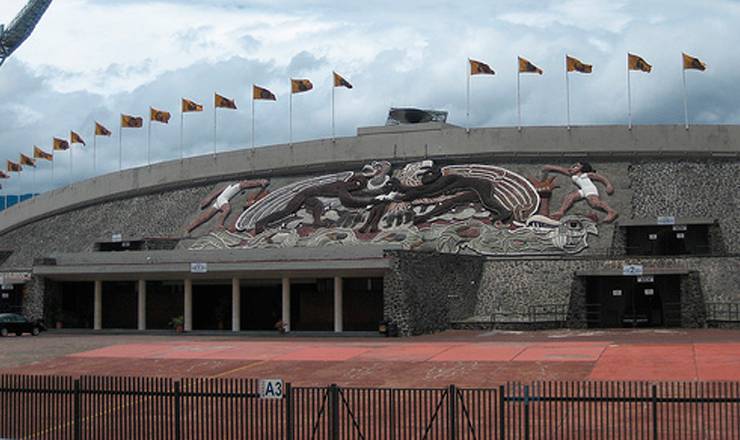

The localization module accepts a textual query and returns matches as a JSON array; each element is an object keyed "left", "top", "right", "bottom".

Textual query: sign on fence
[{"left": 258, "top": 379, "right": 284, "bottom": 399}]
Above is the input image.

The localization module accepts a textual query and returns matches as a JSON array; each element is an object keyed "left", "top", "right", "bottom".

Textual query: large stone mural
[{"left": 187, "top": 160, "right": 617, "bottom": 255}]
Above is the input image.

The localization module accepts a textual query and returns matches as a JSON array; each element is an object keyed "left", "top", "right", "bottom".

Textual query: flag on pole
[
  {"left": 470, "top": 59, "right": 495, "bottom": 75},
  {"left": 121, "top": 114, "right": 144, "bottom": 128},
  {"left": 333, "top": 72, "right": 353, "bottom": 88},
  {"left": 71, "top": 131, "right": 86, "bottom": 146},
  {"left": 518, "top": 57, "right": 543, "bottom": 74},
  {"left": 20, "top": 153, "right": 36, "bottom": 167},
  {"left": 253, "top": 85, "right": 276, "bottom": 101},
  {"left": 95, "top": 122, "right": 112, "bottom": 136},
  {"left": 182, "top": 98, "right": 203, "bottom": 112},
  {"left": 215, "top": 93, "right": 237, "bottom": 109},
  {"left": 683, "top": 53, "right": 706, "bottom": 71},
  {"left": 291, "top": 79, "right": 313, "bottom": 93},
  {"left": 33, "top": 146, "right": 53, "bottom": 161},
  {"left": 628, "top": 53, "right": 652, "bottom": 72},
  {"left": 7, "top": 161, "right": 22, "bottom": 172},
  {"left": 566, "top": 55, "right": 592, "bottom": 73},
  {"left": 53, "top": 137, "right": 70, "bottom": 151},
  {"left": 150, "top": 107, "right": 171, "bottom": 124}
]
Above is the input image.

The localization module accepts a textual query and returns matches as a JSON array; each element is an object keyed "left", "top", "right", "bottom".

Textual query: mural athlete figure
[
  {"left": 187, "top": 179, "right": 269, "bottom": 234},
  {"left": 542, "top": 162, "right": 617, "bottom": 223}
]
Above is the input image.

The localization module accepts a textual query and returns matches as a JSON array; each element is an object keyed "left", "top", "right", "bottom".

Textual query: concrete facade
[{"left": 0, "top": 124, "right": 738, "bottom": 335}]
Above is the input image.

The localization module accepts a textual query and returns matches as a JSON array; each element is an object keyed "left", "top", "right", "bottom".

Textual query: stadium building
[{"left": 1, "top": 116, "right": 738, "bottom": 336}]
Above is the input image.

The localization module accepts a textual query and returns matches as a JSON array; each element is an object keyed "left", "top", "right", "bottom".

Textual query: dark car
[{"left": 0, "top": 313, "right": 46, "bottom": 337}]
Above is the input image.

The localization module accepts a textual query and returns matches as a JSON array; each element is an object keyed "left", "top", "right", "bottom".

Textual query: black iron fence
[
  {"left": 2, "top": 375, "right": 740, "bottom": 439},
  {"left": 707, "top": 302, "right": 740, "bottom": 322}
]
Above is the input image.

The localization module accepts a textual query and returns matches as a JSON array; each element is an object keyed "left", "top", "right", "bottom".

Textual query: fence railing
[
  {"left": 2, "top": 375, "right": 740, "bottom": 439},
  {"left": 707, "top": 302, "right": 740, "bottom": 322}
]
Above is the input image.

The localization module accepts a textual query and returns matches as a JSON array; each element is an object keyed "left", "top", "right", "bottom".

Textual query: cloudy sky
[{"left": 1, "top": 0, "right": 739, "bottom": 192}]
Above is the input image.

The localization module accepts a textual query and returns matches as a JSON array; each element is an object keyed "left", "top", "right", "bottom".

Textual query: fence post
[
  {"left": 524, "top": 385, "right": 530, "bottom": 440},
  {"left": 329, "top": 384, "right": 339, "bottom": 440},
  {"left": 285, "top": 383, "right": 294, "bottom": 440},
  {"left": 174, "top": 381, "right": 182, "bottom": 440},
  {"left": 651, "top": 384, "right": 658, "bottom": 440},
  {"left": 448, "top": 384, "right": 457, "bottom": 440},
  {"left": 499, "top": 385, "right": 505, "bottom": 439},
  {"left": 73, "top": 379, "right": 81, "bottom": 440}
]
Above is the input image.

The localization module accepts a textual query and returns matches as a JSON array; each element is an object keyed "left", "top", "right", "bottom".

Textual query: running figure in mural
[
  {"left": 187, "top": 179, "right": 270, "bottom": 234},
  {"left": 542, "top": 162, "right": 618, "bottom": 223}
]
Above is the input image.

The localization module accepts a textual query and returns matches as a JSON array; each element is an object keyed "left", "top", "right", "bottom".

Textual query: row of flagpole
[
  {"left": 1, "top": 72, "right": 355, "bottom": 193},
  {"left": 466, "top": 52, "right": 707, "bottom": 132}
]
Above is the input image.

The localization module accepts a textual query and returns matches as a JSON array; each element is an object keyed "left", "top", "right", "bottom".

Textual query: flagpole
[
  {"left": 466, "top": 59, "right": 471, "bottom": 133},
  {"left": 331, "top": 76, "right": 336, "bottom": 141},
  {"left": 119, "top": 123, "right": 123, "bottom": 171},
  {"left": 565, "top": 55, "right": 571, "bottom": 130},
  {"left": 682, "top": 62, "right": 689, "bottom": 130},
  {"left": 627, "top": 54, "right": 632, "bottom": 130},
  {"left": 289, "top": 87, "right": 293, "bottom": 145},
  {"left": 213, "top": 106, "right": 217, "bottom": 157},
  {"left": 516, "top": 69, "right": 522, "bottom": 131},
  {"left": 147, "top": 113, "right": 152, "bottom": 166},
  {"left": 180, "top": 110, "right": 184, "bottom": 160},
  {"left": 69, "top": 147, "right": 73, "bottom": 181},
  {"left": 251, "top": 97, "right": 255, "bottom": 149},
  {"left": 93, "top": 132, "right": 97, "bottom": 174}
]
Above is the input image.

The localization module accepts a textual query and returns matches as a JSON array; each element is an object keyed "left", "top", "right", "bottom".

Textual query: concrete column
[
  {"left": 184, "top": 278, "right": 193, "bottom": 332},
  {"left": 281, "top": 277, "right": 291, "bottom": 332},
  {"left": 93, "top": 280, "right": 102, "bottom": 330},
  {"left": 137, "top": 280, "right": 146, "bottom": 331},
  {"left": 334, "top": 277, "right": 343, "bottom": 333},
  {"left": 232, "top": 277, "right": 240, "bottom": 332}
]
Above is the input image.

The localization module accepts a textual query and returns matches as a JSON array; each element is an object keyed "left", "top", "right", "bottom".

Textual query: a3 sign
[{"left": 258, "top": 379, "right": 284, "bottom": 399}]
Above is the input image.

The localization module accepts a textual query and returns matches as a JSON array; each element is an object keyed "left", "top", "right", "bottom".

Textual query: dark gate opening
[
  {"left": 0, "top": 284, "right": 23, "bottom": 314},
  {"left": 291, "top": 279, "right": 334, "bottom": 331},
  {"left": 585, "top": 275, "right": 682, "bottom": 328},
  {"left": 58, "top": 282, "right": 94, "bottom": 328},
  {"left": 146, "top": 281, "right": 184, "bottom": 330},
  {"left": 192, "top": 282, "right": 231, "bottom": 330},
  {"left": 626, "top": 224, "right": 710, "bottom": 255},
  {"left": 343, "top": 277, "right": 384, "bottom": 331},
  {"left": 240, "top": 280, "right": 282, "bottom": 331},
  {"left": 101, "top": 282, "right": 137, "bottom": 329}
]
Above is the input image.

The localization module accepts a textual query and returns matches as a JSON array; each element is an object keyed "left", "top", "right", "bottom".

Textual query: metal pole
[
  {"left": 289, "top": 90, "right": 293, "bottom": 145},
  {"left": 251, "top": 98, "right": 255, "bottom": 149},
  {"left": 627, "top": 55, "right": 632, "bottom": 130},
  {"left": 517, "top": 70, "right": 522, "bottom": 131},
  {"left": 331, "top": 79, "right": 335, "bottom": 141},
  {"left": 147, "top": 114, "right": 151, "bottom": 165},
  {"left": 213, "top": 106, "right": 217, "bottom": 157},
  {"left": 566, "top": 55, "right": 571, "bottom": 130},
  {"left": 682, "top": 65, "right": 689, "bottom": 130},
  {"left": 119, "top": 123, "right": 122, "bottom": 171},
  {"left": 93, "top": 132, "right": 96, "bottom": 173},
  {"left": 180, "top": 110, "right": 184, "bottom": 159},
  {"left": 69, "top": 145, "right": 73, "bottom": 180},
  {"left": 466, "top": 59, "right": 471, "bottom": 133}
]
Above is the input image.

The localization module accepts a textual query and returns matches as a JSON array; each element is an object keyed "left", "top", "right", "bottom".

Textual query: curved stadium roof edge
[{"left": 1, "top": 123, "right": 739, "bottom": 235}]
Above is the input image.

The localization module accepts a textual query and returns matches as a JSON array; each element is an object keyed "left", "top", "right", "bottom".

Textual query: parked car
[{"left": 0, "top": 313, "right": 46, "bottom": 336}]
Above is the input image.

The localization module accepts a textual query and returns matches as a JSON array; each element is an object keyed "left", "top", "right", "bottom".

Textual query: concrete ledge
[{"left": 1, "top": 124, "right": 739, "bottom": 235}]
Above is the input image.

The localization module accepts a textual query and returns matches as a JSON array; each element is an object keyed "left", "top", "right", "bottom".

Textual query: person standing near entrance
[
  {"left": 187, "top": 179, "right": 269, "bottom": 234},
  {"left": 542, "top": 162, "right": 618, "bottom": 223}
]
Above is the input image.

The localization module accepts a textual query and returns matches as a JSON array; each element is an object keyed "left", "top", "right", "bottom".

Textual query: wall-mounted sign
[
  {"left": 190, "top": 262, "right": 208, "bottom": 273},
  {"left": 1, "top": 292, "right": 9, "bottom": 299},
  {"left": 644, "top": 289, "right": 654, "bottom": 296},
  {"left": 111, "top": 233, "right": 123, "bottom": 243},
  {"left": 657, "top": 216, "right": 676, "bottom": 225},
  {"left": 637, "top": 276, "right": 654, "bottom": 283},
  {"left": 0, "top": 272, "right": 31, "bottom": 284},
  {"left": 672, "top": 225, "right": 687, "bottom": 232},
  {"left": 258, "top": 379, "right": 284, "bottom": 399},
  {"left": 1, "top": 285, "right": 13, "bottom": 291},
  {"left": 648, "top": 234, "right": 658, "bottom": 240},
  {"left": 623, "top": 265, "right": 644, "bottom": 276},
  {"left": 676, "top": 233, "right": 685, "bottom": 239},
  {"left": 612, "top": 290, "right": 623, "bottom": 296}
]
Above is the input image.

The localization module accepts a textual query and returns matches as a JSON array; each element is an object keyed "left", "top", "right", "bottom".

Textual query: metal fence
[
  {"left": 2, "top": 375, "right": 740, "bottom": 439},
  {"left": 707, "top": 302, "right": 740, "bottom": 322}
]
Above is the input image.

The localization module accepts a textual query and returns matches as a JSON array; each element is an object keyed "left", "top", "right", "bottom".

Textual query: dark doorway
[
  {"left": 625, "top": 225, "right": 710, "bottom": 256},
  {"left": 240, "top": 280, "right": 282, "bottom": 331},
  {"left": 291, "top": 279, "right": 334, "bottom": 331},
  {"left": 0, "top": 284, "right": 23, "bottom": 314},
  {"left": 101, "top": 282, "right": 137, "bottom": 329},
  {"left": 192, "top": 282, "right": 231, "bottom": 330},
  {"left": 585, "top": 275, "right": 682, "bottom": 328},
  {"left": 146, "top": 281, "right": 184, "bottom": 330},
  {"left": 343, "top": 277, "right": 384, "bottom": 331},
  {"left": 58, "top": 282, "right": 94, "bottom": 328}
]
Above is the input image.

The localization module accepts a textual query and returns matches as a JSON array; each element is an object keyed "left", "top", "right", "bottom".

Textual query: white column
[
  {"left": 137, "top": 280, "right": 146, "bottom": 331},
  {"left": 334, "top": 276, "right": 343, "bottom": 333},
  {"left": 232, "top": 277, "right": 240, "bottom": 332},
  {"left": 184, "top": 278, "right": 193, "bottom": 332},
  {"left": 281, "top": 277, "right": 291, "bottom": 332},
  {"left": 93, "top": 280, "right": 102, "bottom": 330}
]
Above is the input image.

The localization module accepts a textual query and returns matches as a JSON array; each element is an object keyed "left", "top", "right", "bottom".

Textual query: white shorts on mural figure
[
  {"left": 212, "top": 183, "right": 242, "bottom": 210},
  {"left": 572, "top": 173, "right": 599, "bottom": 199}
]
